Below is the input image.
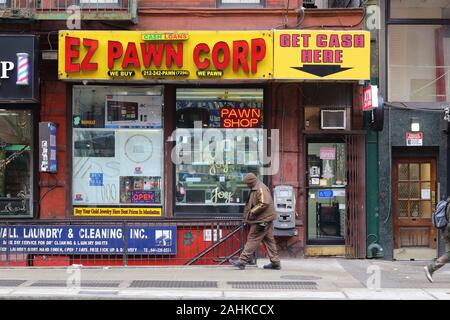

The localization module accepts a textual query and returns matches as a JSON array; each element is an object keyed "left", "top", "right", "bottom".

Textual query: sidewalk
[{"left": 0, "top": 258, "right": 448, "bottom": 300}]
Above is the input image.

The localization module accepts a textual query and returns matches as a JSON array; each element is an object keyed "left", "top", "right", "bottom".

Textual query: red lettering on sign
[
  {"left": 212, "top": 41, "right": 230, "bottom": 70},
  {"left": 317, "top": 34, "right": 327, "bottom": 48},
  {"left": 65, "top": 36, "right": 80, "bottom": 73},
  {"left": 301, "top": 34, "right": 311, "bottom": 47},
  {"left": 233, "top": 40, "right": 249, "bottom": 73},
  {"left": 251, "top": 38, "right": 266, "bottom": 73},
  {"left": 280, "top": 34, "right": 290, "bottom": 47},
  {"left": 193, "top": 39, "right": 265, "bottom": 74},
  {"left": 193, "top": 43, "right": 210, "bottom": 70},
  {"left": 122, "top": 42, "right": 140, "bottom": 68},
  {"left": 335, "top": 50, "right": 343, "bottom": 63},
  {"left": 108, "top": 41, "right": 123, "bottom": 69},
  {"left": 80, "top": 38, "right": 98, "bottom": 71},
  {"left": 328, "top": 34, "right": 340, "bottom": 48},
  {"left": 341, "top": 34, "right": 352, "bottom": 48},
  {"left": 354, "top": 34, "right": 365, "bottom": 47},
  {"left": 166, "top": 43, "right": 183, "bottom": 68},
  {"left": 301, "top": 49, "right": 344, "bottom": 64},
  {"left": 140, "top": 43, "right": 164, "bottom": 68}
]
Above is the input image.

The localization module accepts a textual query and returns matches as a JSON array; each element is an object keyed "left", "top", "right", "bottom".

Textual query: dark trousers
[{"left": 239, "top": 222, "right": 280, "bottom": 265}]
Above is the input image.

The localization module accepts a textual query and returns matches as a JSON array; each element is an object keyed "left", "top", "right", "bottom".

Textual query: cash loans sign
[
  {"left": 59, "top": 31, "right": 271, "bottom": 80},
  {"left": 274, "top": 30, "right": 370, "bottom": 80}
]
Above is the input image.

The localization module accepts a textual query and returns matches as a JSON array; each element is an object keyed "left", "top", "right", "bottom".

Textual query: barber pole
[{"left": 16, "top": 52, "right": 29, "bottom": 85}]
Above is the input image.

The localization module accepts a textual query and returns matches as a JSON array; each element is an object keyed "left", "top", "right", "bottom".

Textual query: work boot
[
  {"left": 424, "top": 265, "right": 434, "bottom": 283},
  {"left": 229, "top": 259, "right": 246, "bottom": 270},
  {"left": 263, "top": 262, "right": 281, "bottom": 270}
]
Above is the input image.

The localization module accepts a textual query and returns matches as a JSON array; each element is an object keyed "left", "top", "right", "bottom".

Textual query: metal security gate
[{"left": 345, "top": 134, "right": 366, "bottom": 258}]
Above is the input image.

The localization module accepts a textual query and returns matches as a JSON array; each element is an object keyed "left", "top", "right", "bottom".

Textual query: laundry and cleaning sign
[
  {"left": 58, "top": 30, "right": 370, "bottom": 81},
  {"left": 0, "top": 225, "right": 176, "bottom": 255}
]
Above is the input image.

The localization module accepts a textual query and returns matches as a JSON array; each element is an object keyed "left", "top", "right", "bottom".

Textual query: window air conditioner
[
  {"left": 321, "top": 110, "right": 346, "bottom": 129},
  {"left": 303, "top": 0, "right": 317, "bottom": 8}
]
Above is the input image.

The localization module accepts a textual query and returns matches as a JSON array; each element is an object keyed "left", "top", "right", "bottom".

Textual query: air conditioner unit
[
  {"left": 321, "top": 109, "right": 346, "bottom": 129},
  {"left": 303, "top": 0, "right": 317, "bottom": 8}
]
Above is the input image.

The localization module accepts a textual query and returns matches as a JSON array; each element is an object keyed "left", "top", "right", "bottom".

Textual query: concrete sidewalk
[{"left": 0, "top": 258, "right": 448, "bottom": 300}]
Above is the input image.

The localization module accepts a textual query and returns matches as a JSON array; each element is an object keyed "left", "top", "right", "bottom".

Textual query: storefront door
[
  {"left": 392, "top": 158, "right": 437, "bottom": 260},
  {"left": 307, "top": 140, "right": 346, "bottom": 246}
]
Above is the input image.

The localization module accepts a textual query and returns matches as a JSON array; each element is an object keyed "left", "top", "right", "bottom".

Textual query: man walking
[
  {"left": 230, "top": 173, "right": 281, "bottom": 270},
  {"left": 424, "top": 197, "right": 450, "bottom": 282}
]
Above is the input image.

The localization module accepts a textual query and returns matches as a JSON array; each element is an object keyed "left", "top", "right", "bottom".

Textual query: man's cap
[{"left": 243, "top": 173, "right": 258, "bottom": 184}]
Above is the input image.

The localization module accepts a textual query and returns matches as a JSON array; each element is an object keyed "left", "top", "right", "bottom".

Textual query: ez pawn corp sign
[{"left": 274, "top": 30, "right": 370, "bottom": 80}]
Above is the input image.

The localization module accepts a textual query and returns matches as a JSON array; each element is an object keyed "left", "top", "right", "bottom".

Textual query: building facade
[
  {"left": 378, "top": 0, "right": 450, "bottom": 261},
  {"left": 0, "top": 0, "right": 371, "bottom": 266}
]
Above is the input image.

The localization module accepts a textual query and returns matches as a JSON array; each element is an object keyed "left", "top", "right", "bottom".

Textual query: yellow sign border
[{"left": 73, "top": 207, "right": 162, "bottom": 217}]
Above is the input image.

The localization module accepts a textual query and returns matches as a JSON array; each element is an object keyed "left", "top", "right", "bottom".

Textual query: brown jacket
[{"left": 243, "top": 180, "right": 276, "bottom": 224}]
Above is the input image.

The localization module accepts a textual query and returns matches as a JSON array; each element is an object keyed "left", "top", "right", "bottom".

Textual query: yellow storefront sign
[
  {"left": 74, "top": 207, "right": 162, "bottom": 217},
  {"left": 58, "top": 30, "right": 272, "bottom": 81},
  {"left": 273, "top": 30, "right": 370, "bottom": 80}
]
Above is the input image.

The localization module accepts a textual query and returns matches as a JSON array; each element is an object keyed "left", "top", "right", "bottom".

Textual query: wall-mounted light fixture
[{"left": 411, "top": 117, "right": 420, "bottom": 132}]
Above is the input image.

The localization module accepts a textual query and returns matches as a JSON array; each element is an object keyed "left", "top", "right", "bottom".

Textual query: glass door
[{"left": 307, "top": 140, "right": 346, "bottom": 244}]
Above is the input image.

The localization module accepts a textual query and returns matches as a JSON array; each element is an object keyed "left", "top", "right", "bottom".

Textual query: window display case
[
  {"left": 72, "top": 86, "right": 164, "bottom": 209},
  {"left": 0, "top": 110, "right": 33, "bottom": 217},
  {"left": 174, "top": 88, "right": 264, "bottom": 215}
]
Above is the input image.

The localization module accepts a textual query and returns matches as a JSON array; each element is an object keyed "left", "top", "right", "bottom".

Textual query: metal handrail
[{"left": 185, "top": 223, "right": 245, "bottom": 265}]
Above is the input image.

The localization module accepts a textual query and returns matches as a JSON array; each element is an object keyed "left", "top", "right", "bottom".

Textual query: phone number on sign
[
  {"left": 141, "top": 248, "right": 174, "bottom": 253},
  {"left": 142, "top": 70, "right": 190, "bottom": 77}
]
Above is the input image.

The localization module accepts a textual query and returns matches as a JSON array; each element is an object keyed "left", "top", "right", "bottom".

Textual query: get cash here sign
[
  {"left": 58, "top": 30, "right": 370, "bottom": 81},
  {"left": 273, "top": 30, "right": 370, "bottom": 80}
]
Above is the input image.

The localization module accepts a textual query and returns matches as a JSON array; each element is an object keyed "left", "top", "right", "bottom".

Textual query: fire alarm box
[
  {"left": 273, "top": 185, "right": 297, "bottom": 237},
  {"left": 39, "top": 122, "right": 57, "bottom": 173}
]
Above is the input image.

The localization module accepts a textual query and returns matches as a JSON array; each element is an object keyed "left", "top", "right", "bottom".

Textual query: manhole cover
[
  {"left": 0, "top": 280, "right": 27, "bottom": 287},
  {"left": 130, "top": 280, "right": 218, "bottom": 288},
  {"left": 227, "top": 281, "right": 317, "bottom": 290},
  {"left": 280, "top": 275, "right": 322, "bottom": 281}
]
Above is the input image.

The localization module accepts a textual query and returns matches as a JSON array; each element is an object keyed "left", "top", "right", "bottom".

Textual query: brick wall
[{"left": 38, "top": 61, "right": 68, "bottom": 219}]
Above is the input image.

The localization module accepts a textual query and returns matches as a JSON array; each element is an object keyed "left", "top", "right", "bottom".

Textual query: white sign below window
[
  {"left": 204, "top": 229, "right": 223, "bottom": 242},
  {"left": 406, "top": 132, "right": 423, "bottom": 146}
]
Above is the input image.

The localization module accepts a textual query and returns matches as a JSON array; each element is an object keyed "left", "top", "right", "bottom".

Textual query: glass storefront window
[
  {"left": 388, "top": 24, "right": 450, "bottom": 102},
  {"left": 390, "top": 0, "right": 450, "bottom": 19},
  {"left": 0, "top": 109, "right": 33, "bottom": 217},
  {"left": 174, "top": 88, "right": 264, "bottom": 215},
  {"left": 307, "top": 141, "right": 346, "bottom": 244},
  {"left": 72, "top": 86, "right": 164, "bottom": 208}
]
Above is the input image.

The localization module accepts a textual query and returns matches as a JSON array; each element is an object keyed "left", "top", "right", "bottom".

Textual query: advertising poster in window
[
  {"left": 73, "top": 130, "right": 163, "bottom": 207},
  {"left": 72, "top": 88, "right": 164, "bottom": 216},
  {"left": 105, "top": 95, "right": 162, "bottom": 129}
]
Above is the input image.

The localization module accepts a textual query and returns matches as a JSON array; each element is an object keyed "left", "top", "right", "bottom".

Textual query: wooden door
[{"left": 393, "top": 159, "right": 437, "bottom": 250}]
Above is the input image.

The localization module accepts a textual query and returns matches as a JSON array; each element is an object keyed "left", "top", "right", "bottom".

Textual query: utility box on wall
[
  {"left": 273, "top": 185, "right": 297, "bottom": 237},
  {"left": 39, "top": 122, "right": 57, "bottom": 173}
]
